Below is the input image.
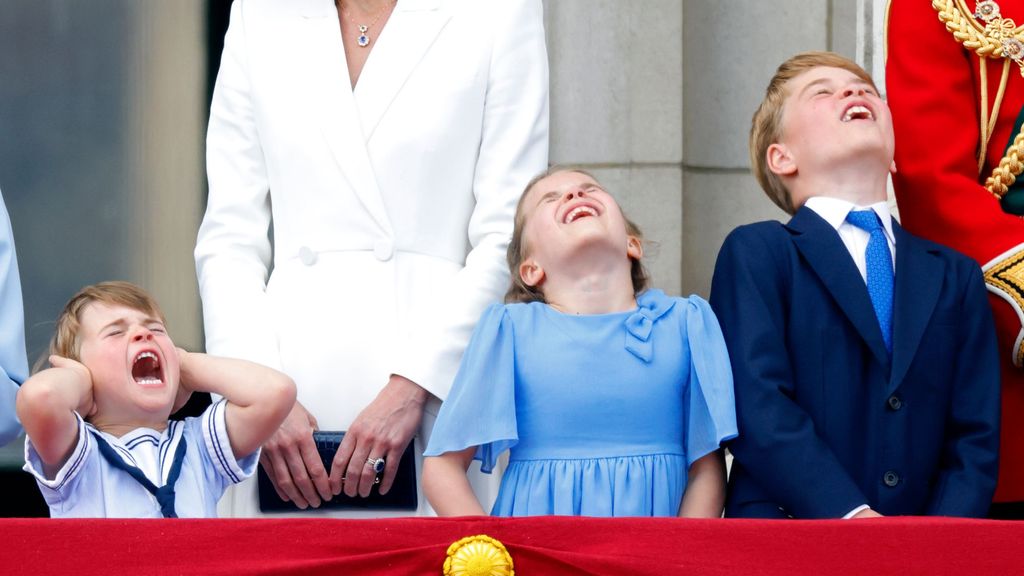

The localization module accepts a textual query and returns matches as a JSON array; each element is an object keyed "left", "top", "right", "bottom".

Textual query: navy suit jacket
[{"left": 710, "top": 206, "right": 1000, "bottom": 518}]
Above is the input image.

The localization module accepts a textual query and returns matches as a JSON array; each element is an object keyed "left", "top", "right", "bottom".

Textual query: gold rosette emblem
[{"left": 443, "top": 535, "right": 514, "bottom": 576}]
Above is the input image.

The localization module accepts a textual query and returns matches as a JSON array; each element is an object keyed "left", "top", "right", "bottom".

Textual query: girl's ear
[
  {"left": 766, "top": 142, "right": 797, "bottom": 176},
  {"left": 626, "top": 236, "right": 643, "bottom": 260},
  {"left": 519, "top": 258, "right": 545, "bottom": 287}
]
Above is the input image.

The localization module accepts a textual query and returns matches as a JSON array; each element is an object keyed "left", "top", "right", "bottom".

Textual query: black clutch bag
[{"left": 256, "top": 431, "right": 418, "bottom": 512}]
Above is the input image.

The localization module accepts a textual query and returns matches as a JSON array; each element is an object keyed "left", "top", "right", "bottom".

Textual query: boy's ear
[
  {"left": 519, "top": 258, "right": 545, "bottom": 287},
  {"left": 626, "top": 236, "right": 643, "bottom": 260},
  {"left": 890, "top": 159, "right": 897, "bottom": 174},
  {"left": 766, "top": 143, "right": 797, "bottom": 176}
]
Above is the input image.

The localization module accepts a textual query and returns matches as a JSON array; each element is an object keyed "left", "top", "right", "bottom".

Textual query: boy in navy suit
[{"left": 710, "top": 52, "right": 1000, "bottom": 518}]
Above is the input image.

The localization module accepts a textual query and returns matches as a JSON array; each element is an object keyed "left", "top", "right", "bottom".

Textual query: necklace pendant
[{"left": 357, "top": 24, "right": 370, "bottom": 47}]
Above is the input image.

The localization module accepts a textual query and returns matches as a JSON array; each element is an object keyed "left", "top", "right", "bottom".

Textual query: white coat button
[
  {"left": 374, "top": 240, "right": 393, "bottom": 261},
  {"left": 298, "top": 246, "right": 317, "bottom": 266}
]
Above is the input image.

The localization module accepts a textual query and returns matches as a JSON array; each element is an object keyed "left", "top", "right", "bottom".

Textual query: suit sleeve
[
  {"left": 392, "top": 0, "right": 549, "bottom": 400},
  {"left": 0, "top": 190, "right": 28, "bottom": 446},
  {"left": 194, "top": 0, "right": 281, "bottom": 370},
  {"left": 887, "top": 0, "right": 1024, "bottom": 265},
  {"left": 927, "top": 262, "right": 1000, "bottom": 516},
  {"left": 710, "top": 227, "right": 867, "bottom": 518}
]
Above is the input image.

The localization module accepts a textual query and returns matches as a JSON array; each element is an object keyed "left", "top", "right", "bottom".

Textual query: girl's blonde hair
[{"left": 504, "top": 166, "right": 649, "bottom": 304}]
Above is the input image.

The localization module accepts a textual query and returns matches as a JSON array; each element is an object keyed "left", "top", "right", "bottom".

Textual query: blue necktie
[
  {"left": 845, "top": 210, "right": 894, "bottom": 353},
  {"left": 94, "top": 432, "right": 187, "bottom": 518}
]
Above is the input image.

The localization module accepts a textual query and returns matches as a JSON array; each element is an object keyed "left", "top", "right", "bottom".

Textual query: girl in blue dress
[{"left": 423, "top": 168, "right": 737, "bottom": 517}]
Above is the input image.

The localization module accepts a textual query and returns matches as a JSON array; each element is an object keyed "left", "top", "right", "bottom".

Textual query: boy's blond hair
[
  {"left": 50, "top": 281, "right": 166, "bottom": 362},
  {"left": 750, "top": 51, "right": 878, "bottom": 214},
  {"left": 504, "top": 166, "right": 649, "bottom": 304}
]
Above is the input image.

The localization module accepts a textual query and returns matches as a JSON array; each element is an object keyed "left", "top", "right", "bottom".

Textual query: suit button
[
  {"left": 883, "top": 471, "right": 900, "bottom": 487},
  {"left": 887, "top": 395, "right": 902, "bottom": 411},
  {"left": 298, "top": 246, "right": 317, "bottom": 266},
  {"left": 374, "top": 240, "right": 393, "bottom": 261}
]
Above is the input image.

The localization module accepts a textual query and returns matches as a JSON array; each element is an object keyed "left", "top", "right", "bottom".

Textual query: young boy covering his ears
[{"left": 17, "top": 281, "right": 295, "bottom": 517}]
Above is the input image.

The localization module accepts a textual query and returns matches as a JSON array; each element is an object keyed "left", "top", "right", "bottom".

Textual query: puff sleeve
[
  {"left": 424, "top": 304, "right": 518, "bottom": 473},
  {"left": 682, "top": 296, "right": 738, "bottom": 467}
]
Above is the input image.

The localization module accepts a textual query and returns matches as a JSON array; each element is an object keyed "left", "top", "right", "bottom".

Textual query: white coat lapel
[
  {"left": 298, "top": 1, "right": 393, "bottom": 235},
  {"left": 354, "top": 0, "right": 451, "bottom": 142}
]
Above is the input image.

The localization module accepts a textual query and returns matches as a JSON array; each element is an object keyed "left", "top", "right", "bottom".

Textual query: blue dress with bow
[{"left": 425, "top": 289, "right": 737, "bottom": 516}]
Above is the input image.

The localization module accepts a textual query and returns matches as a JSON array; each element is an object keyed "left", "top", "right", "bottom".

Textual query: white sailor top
[{"left": 23, "top": 399, "right": 258, "bottom": 518}]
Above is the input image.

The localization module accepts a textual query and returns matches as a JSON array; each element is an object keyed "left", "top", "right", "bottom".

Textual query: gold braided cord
[
  {"left": 933, "top": 0, "right": 1012, "bottom": 58},
  {"left": 981, "top": 56, "right": 991, "bottom": 172},
  {"left": 980, "top": 59, "right": 1012, "bottom": 175},
  {"left": 934, "top": 0, "right": 1024, "bottom": 194},
  {"left": 986, "top": 128, "right": 1024, "bottom": 197}
]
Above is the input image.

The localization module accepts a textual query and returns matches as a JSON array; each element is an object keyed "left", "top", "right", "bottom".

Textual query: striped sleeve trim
[
  {"left": 23, "top": 412, "right": 92, "bottom": 492},
  {"left": 201, "top": 398, "right": 257, "bottom": 484}
]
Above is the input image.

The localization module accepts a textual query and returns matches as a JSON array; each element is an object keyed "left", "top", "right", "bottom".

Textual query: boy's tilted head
[
  {"left": 750, "top": 51, "right": 892, "bottom": 214},
  {"left": 51, "top": 281, "right": 180, "bottom": 427}
]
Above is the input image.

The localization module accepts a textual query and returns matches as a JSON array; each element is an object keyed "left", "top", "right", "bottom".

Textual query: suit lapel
[
  {"left": 298, "top": 1, "right": 393, "bottom": 235},
  {"left": 354, "top": 0, "right": 450, "bottom": 142},
  {"left": 888, "top": 222, "right": 943, "bottom": 393},
  {"left": 789, "top": 207, "right": 891, "bottom": 367}
]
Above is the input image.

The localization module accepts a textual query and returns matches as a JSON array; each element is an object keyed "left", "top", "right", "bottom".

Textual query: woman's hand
[
  {"left": 328, "top": 374, "right": 427, "bottom": 498},
  {"left": 259, "top": 400, "right": 331, "bottom": 508}
]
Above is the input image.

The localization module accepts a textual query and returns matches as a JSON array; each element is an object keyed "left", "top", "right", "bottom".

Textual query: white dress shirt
[{"left": 804, "top": 196, "right": 896, "bottom": 282}]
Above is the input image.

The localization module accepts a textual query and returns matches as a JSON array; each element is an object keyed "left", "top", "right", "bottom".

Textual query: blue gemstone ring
[{"left": 366, "top": 457, "right": 386, "bottom": 474}]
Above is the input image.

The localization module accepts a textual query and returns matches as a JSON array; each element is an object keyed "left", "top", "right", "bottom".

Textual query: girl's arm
[
  {"left": 423, "top": 447, "right": 486, "bottom": 516},
  {"left": 678, "top": 449, "right": 727, "bottom": 518},
  {"left": 177, "top": 350, "right": 295, "bottom": 459},
  {"left": 16, "top": 356, "right": 94, "bottom": 477}
]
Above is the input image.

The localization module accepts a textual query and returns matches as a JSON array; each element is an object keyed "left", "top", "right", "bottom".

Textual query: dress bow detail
[{"left": 624, "top": 290, "right": 675, "bottom": 362}]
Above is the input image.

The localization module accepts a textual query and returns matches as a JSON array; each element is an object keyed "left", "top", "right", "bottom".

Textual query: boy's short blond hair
[
  {"left": 750, "top": 51, "right": 878, "bottom": 214},
  {"left": 50, "top": 281, "right": 166, "bottom": 362}
]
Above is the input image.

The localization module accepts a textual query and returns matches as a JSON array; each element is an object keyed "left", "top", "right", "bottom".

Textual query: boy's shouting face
[{"left": 77, "top": 302, "right": 181, "bottom": 430}]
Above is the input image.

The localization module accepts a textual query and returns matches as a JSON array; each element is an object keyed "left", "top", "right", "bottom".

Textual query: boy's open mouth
[
  {"left": 132, "top": 351, "right": 163, "bottom": 386},
  {"left": 842, "top": 104, "right": 874, "bottom": 122}
]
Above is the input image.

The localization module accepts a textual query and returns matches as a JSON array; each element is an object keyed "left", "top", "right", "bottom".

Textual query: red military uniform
[{"left": 887, "top": 0, "right": 1024, "bottom": 507}]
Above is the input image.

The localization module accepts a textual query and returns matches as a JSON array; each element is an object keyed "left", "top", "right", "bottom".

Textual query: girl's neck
[{"left": 544, "top": 267, "right": 637, "bottom": 315}]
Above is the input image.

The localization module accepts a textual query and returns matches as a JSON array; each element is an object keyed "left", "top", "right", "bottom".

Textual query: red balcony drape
[{"left": 2, "top": 516, "right": 1021, "bottom": 575}]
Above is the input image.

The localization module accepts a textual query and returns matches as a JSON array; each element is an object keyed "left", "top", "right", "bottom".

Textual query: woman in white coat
[{"left": 195, "top": 0, "right": 548, "bottom": 516}]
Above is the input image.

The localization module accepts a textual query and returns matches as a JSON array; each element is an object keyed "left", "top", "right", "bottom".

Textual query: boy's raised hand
[
  {"left": 17, "top": 355, "right": 97, "bottom": 477},
  {"left": 47, "top": 355, "right": 96, "bottom": 419},
  {"left": 172, "top": 347, "right": 194, "bottom": 413}
]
